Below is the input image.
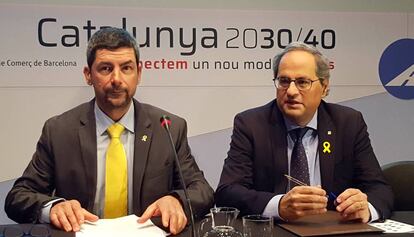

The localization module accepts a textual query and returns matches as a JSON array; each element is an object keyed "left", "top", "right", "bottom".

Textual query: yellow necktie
[{"left": 104, "top": 123, "right": 128, "bottom": 218}]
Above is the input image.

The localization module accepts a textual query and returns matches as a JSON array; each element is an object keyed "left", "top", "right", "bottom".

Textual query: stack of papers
[{"left": 76, "top": 215, "right": 167, "bottom": 237}]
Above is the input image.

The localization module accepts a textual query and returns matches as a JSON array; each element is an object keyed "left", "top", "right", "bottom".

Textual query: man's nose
[
  {"left": 110, "top": 68, "right": 122, "bottom": 85},
  {"left": 286, "top": 81, "right": 300, "bottom": 96}
]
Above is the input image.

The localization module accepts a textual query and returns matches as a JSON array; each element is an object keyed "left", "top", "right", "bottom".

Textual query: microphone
[{"left": 160, "top": 115, "right": 196, "bottom": 237}]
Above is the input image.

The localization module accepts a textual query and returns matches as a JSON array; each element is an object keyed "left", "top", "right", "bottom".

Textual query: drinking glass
[{"left": 242, "top": 215, "right": 273, "bottom": 237}]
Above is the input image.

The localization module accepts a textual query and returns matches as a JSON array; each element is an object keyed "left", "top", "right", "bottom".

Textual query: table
[
  {"left": 0, "top": 212, "right": 412, "bottom": 237},
  {"left": 0, "top": 223, "right": 73, "bottom": 237},
  {"left": 178, "top": 211, "right": 414, "bottom": 237}
]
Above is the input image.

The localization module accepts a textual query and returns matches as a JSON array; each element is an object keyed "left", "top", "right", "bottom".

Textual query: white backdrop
[{"left": 0, "top": 2, "right": 413, "bottom": 182}]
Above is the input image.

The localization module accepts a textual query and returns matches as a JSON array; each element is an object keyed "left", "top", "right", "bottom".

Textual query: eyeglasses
[
  {"left": 1, "top": 225, "right": 51, "bottom": 237},
  {"left": 273, "top": 77, "right": 321, "bottom": 91}
]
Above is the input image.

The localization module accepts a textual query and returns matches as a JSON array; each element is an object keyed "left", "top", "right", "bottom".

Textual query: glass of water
[{"left": 242, "top": 215, "right": 273, "bottom": 237}]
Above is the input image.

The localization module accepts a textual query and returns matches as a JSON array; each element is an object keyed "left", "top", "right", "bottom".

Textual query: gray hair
[
  {"left": 86, "top": 27, "right": 140, "bottom": 68},
  {"left": 272, "top": 42, "right": 330, "bottom": 84}
]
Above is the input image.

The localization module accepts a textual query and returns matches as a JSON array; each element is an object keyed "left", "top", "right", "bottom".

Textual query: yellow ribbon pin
[
  {"left": 141, "top": 135, "right": 148, "bottom": 142},
  {"left": 323, "top": 141, "right": 331, "bottom": 153}
]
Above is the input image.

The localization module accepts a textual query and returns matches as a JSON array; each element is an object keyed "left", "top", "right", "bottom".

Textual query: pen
[
  {"left": 284, "top": 174, "right": 338, "bottom": 206},
  {"left": 284, "top": 174, "right": 308, "bottom": 186},
  {"left": 329, "top": 192, "right": 338, "bottom": 206}
]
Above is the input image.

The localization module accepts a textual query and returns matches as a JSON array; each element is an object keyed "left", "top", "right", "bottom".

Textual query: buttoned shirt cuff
[
  {"left": 262, "top": 194, "right": 284, "bottom": 220},
  {"left": 39, "top": 198, "right": 65, "bottom": 223},
  {"left": 368, "top": 202, "right": 379, "bottom": 223}
]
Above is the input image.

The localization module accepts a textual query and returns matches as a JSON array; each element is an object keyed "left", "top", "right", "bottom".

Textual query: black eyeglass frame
[{"left": 272, "top": 77, "right": 323, "bottom": 91}]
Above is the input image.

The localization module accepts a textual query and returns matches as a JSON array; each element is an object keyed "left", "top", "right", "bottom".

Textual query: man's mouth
[
  {"left": 107, "top": 90, "right": 125, "bottom": 97},
  {"left": 109, "top": 89, "right": 125, "bottom": 94},
  {"left": 286, "top": 100, "right": 301, "bottom": 105}
]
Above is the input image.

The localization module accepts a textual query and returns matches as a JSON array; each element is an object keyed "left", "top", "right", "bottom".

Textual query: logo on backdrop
[{"left": 379, "top": 38, "right": 414, "bottom": 100}]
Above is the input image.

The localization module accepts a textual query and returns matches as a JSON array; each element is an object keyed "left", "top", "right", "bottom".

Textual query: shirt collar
[
  {"left": 284, "top": 110, "right": 318, "bottom": 132},
  {"left": 94, "top": 101, "right": 135, "bottom": 136}
]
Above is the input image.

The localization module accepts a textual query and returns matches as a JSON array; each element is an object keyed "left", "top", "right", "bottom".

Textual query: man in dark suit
[
  {"left": 216, "top": 42, "right": 393, "bottom": 223},
  {"left": 5, "top": 27, "right": 213, "bottom": 234}
]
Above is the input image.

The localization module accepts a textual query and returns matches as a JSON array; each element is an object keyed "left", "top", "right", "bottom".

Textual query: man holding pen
[{"left": 215, "top": 42, "right": 393, "bottom": 223}]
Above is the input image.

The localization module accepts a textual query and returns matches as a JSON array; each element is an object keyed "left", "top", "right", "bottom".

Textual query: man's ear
[
  {"left": 136, "top": 63, "right": 142, "bottom": 85},
  {"left": 83, "top": 66, "right": 92, "bottom": 85},
  {"left": 321, "top": 79, "right": 329, "bottom": 97}
]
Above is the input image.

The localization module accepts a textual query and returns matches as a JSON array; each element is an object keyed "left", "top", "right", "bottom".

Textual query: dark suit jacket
[
  {"left": 5, "top": 99, "right": 214, "bottom": 223},
  {"left": 215, "top": 100, "right": 393, "bottom": 219}
]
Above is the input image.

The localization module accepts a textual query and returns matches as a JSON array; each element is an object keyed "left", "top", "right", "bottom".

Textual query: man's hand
[
  {"left": 50, "top": 200, "right": 99, "bottom": 232},
  {"left": 138, "top": 195, "right": 187, "bottom": 235},
  {"left": 335, "top": 188, "right": 370, "bottom": 223},
  {"left": 279, "top": 186, "right": 328, "bottom": 221}
]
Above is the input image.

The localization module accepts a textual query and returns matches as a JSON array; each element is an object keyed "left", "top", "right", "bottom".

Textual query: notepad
[
  {"left": 369, "top": 219, "right": 414, "bottom": 233},
  {"left": 278, "top": 211, "right": 383, "bottom": 236}
]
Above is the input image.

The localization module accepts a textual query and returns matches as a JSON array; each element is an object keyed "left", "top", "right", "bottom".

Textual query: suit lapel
[
  {"left": 317, "top": 102, "right": 336, "bottom": 193},
  {"left": 131, "top": 100, "right": 153, "bottom": 214},
  {"left": 269, "top": 101, "right": 289, "bottom": 193},
  {"left": 78, "top": 100, "right": 98, "bottom": 210}
]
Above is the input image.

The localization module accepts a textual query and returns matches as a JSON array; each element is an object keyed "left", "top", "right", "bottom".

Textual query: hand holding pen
[
  {"left": 282, "top": 174, "right": 370, "bottom": 223},
  {"left": 279, "top": 174, "right": 329, "bottom": 221},
  {"left": 284, "top": 174, "right": 372, "bottom": 222},
  {"left": 284, "top": 174, "right": 338, "bottom": 205}
]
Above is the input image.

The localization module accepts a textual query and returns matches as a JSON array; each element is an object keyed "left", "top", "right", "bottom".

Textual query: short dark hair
[{"left": 86, "top": 27, "right": 140, "bottom": 68}]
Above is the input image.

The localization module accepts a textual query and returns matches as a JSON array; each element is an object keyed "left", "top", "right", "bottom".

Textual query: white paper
[
  {"left": 76, "top": 215, "right": 168, "bottom": 237},
  {"left": 369, "top": 219, "right": 414, "bottom": 233}
]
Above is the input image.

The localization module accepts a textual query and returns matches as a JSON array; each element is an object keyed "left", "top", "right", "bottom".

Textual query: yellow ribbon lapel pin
[{"left": 323, "top": 130, "right": 332, "bottom": 154}]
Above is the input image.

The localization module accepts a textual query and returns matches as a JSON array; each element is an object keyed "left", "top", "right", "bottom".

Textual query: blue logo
[{"left": 379, "top": 38, "right": 414, "bottom": 100}]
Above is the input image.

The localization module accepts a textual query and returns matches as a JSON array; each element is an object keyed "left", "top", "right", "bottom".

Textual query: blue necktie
[{"left": 289, "top": 127, "right": 310, "bottom": 188}]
